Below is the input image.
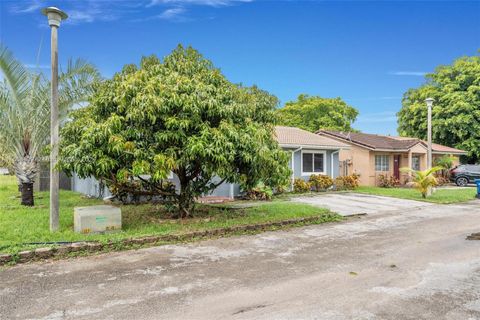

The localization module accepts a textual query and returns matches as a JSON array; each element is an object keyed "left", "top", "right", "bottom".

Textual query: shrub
[
  {"left": 378, "top": 174, "right": 400, "bottom": 188},
  {"left": 434, "top": 155, "right": 455, "bottom": 171},
  {"left": 435, "top": 155, "right": 455, "bottom": 178},
  {"left": 293, "top": 178, "right": 311, "bottom": 193},
  {"left": 309, "top": 174, "right": 334, "bottom": 192},
  {"left": 435, "top": 175, "right": 450, "bottom": 186},
  {"left": 245, "top": 182, "right": 274, "bottom": 200},
  {"left": 400, "top": 167, "right": 442, "bottom": 198},
  {"left": 335, "top": 173, "right": 360, "bottom": 190},
  {"left": 274, "top": 184, "right": 288, "bottom": 195}
]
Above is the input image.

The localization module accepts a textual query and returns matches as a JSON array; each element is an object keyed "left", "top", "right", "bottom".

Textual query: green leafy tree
[
  {"left": 0, "top": 44, "right": 99, "bottom": 206},
  {"left": 397, "top": 55, "right": 480, "bottom": 163},
  {"left": 276, "top": 94, "right": 359, "bottom": 132},
  {"left": 60, "top": 45, "right": 290, "bottom": 218}
]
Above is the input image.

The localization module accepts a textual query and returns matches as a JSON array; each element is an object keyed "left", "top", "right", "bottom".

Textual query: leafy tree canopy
[
  {"left": 397, "top": 55, "right": 480, "bottom": 163},
  {"left": 276, "top": 94, "right": 359, "bottom": 132},
  {"left": 60, "top": 45, "right": 290, "bottom": 217}
]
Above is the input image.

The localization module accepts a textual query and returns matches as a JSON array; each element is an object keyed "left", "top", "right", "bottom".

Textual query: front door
[{"left": 394, "top": 155, "right": 401, "bottom": 180}]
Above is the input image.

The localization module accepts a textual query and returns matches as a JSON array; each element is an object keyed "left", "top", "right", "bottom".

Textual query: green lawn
[
  {"left": 0, "top": 175, "right": 341, "bottom": 255},
  {"left": 355, "top": 186, "right": 477, "bottom": 204}
]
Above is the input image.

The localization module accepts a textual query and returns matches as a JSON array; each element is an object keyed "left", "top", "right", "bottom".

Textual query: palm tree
[
  {"left": 434, "top": 154, "right": 455, "bottom": 178},
  {"left": 401, "top": 166, "right": 443, "bottom": 198},
  {"left": 0, "top": 44, "right": 100, "bottom": 206}
]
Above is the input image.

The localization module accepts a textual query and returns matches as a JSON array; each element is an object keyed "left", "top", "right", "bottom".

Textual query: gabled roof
[
  {"left": 318, "top": 130, "right": 467, "bottom": 154},
  {"left": 275, "top": 126, "right": 350, "bottom": 149}
]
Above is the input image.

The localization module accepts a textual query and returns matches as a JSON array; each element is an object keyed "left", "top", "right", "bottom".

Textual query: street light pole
[
  {"left": 425, "top": 97, "right": 434, "bottom": 170},
  {"left": 425, "top": 97, "right": 434, "bottom": 196},
  {"left": 42, "top": 7, "right": 68, "bottom": 232}
]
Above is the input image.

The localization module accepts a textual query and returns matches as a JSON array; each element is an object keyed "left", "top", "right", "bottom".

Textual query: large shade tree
[
  {"left": 276, "top": 94, "right": 359, "bottom": 132},
  {"left": 0, "top": 44, "right": 99, "bottom": 206},
  {"left": 397, "top": 55, "right": 480, "bottom": 163},
  {"left": 60, "top": 45, "right": 290, "bottom": 217}
]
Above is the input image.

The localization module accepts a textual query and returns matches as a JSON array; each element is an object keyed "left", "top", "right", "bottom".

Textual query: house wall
[
  {"left": 291, "top": 148, "right": 339, "bottom": 181},
  {"left": 35, "top": 161, "right": 71, "bottom": 192},
  {"left": 338, "top": 145, "right": 371, "bottom": 185},
  {"left": 410, "top": 144, "right": 428, "bottom": 172},
  {"left": 370, "top": 151, "right": 393, "bottom": 186},
  {"left": 71, "top": 147, "right": 341, "bottom": 199},
  {"left": 72, "top": 173, "right": 240, "bottom": 199},
  {"left": 339, "top": 145, "right": 461, "bottom": 186},
  {"left": 206, "top": 176, "right": 241, "bottom": 198},
  {"left": 332, "top": 151, "right": 340, "bottom": 178},
  {"left": 360, "top": 151, "right": 429, "bottom": 186},
  {"left": 72, "top": 174, "right": 111, "bottom": 198}
]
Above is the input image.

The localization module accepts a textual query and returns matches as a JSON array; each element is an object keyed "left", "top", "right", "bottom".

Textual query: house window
[
  {"left": 412, "top": 156, "right": 420, "bottom": 171},
  {"left": 375, "top": 155, "right": 390, "bottom": 171},
  {"left": 302, "top": 152, "right": 325, "bottom": 174}
]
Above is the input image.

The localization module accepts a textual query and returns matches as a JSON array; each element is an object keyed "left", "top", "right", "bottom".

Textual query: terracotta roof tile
[
  {"left": 275, "top": 126, "right": 350, "bottom": 148},
  {"left": 390, "top": 136, "right": 467, "bottom": 154},
  {"left": 318, "top": 130, "right": 466, "bottom": 154}
]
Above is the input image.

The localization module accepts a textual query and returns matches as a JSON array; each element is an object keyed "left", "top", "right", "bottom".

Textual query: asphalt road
[{"left": 1, "top": 199, "right": 480, "bottom": 320}]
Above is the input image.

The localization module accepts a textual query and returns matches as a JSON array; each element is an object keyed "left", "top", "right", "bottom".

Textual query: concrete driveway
[
  {"left": 291, "top": 193, "right": 433, "bottom": 216},
  {"left": 1, "top": 201, "right": 480, "bottom": 320}
]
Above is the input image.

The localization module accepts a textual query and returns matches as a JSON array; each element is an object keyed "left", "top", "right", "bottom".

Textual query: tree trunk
[
  {"left": 178, "top": 190, "right": 195, "bottom": 218},
  {"left": 178, "top": 177, "right": 195, "bottom": 219},
  {"left": 21, "top": 182, "right": 34, "bottom": 206}
]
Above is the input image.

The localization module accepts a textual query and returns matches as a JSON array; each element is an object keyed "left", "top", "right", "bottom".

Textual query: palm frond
[
  {"left": 58, "top": 58, "right": 101, "bottom": 116},
  {"left": 401, "top": 166, "right": 442, "bottom": 198},
  {"left": 0, "top": 47, "right": 100, "bottom": 184},
  {"left": 0, "top": 43, "right": 30, "bottom": 108}
]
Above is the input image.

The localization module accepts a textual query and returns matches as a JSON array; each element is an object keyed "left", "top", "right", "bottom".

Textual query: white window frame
[
  {"left": 301, "top": 150, "right": 326, "bottom": 175},
  {"left": 375, "top": 155, "right": 390, "bottom": 172}
]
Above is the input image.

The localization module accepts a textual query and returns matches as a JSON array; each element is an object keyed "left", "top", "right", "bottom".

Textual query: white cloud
[
  {"left": 10, "top": 0, "right": 131, "bottom": 25},
  {"left": 67, "top": 10, "right": 97, "bottom": 24},
  {"left": 10, "top": 0, "right": 42, "bottom": 13},
  {"left": 389, "top": 71, "right": 427, "bottom": 76},
  {"left": 149, "top": 0, "right": 252, "bottom": 7},
  {"left": 131, "top": 7, "right": 188, "bottom": 22},
  {"left": 10, "top": 0, "right": 252, "bottom": 25},
  {"left": 157, "top": 7, "right": 187, "bottom": 20}
]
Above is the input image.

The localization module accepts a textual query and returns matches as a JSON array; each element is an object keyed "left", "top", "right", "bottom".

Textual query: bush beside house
[
  {"left": 309, "top": 175, "right": 334, "bottom": 192},
  {"left": 293, "top": 174, "right": 359, "bottom": 193}
]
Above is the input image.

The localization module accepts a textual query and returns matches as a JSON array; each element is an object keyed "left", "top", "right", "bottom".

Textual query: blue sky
[{"left": 1, "top": 0, "right": 479, "bottom": 135}]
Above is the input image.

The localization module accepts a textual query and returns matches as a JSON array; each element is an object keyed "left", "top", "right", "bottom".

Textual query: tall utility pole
[{"left": 42, "top": 7, "right": 68, "bottom": 232}]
